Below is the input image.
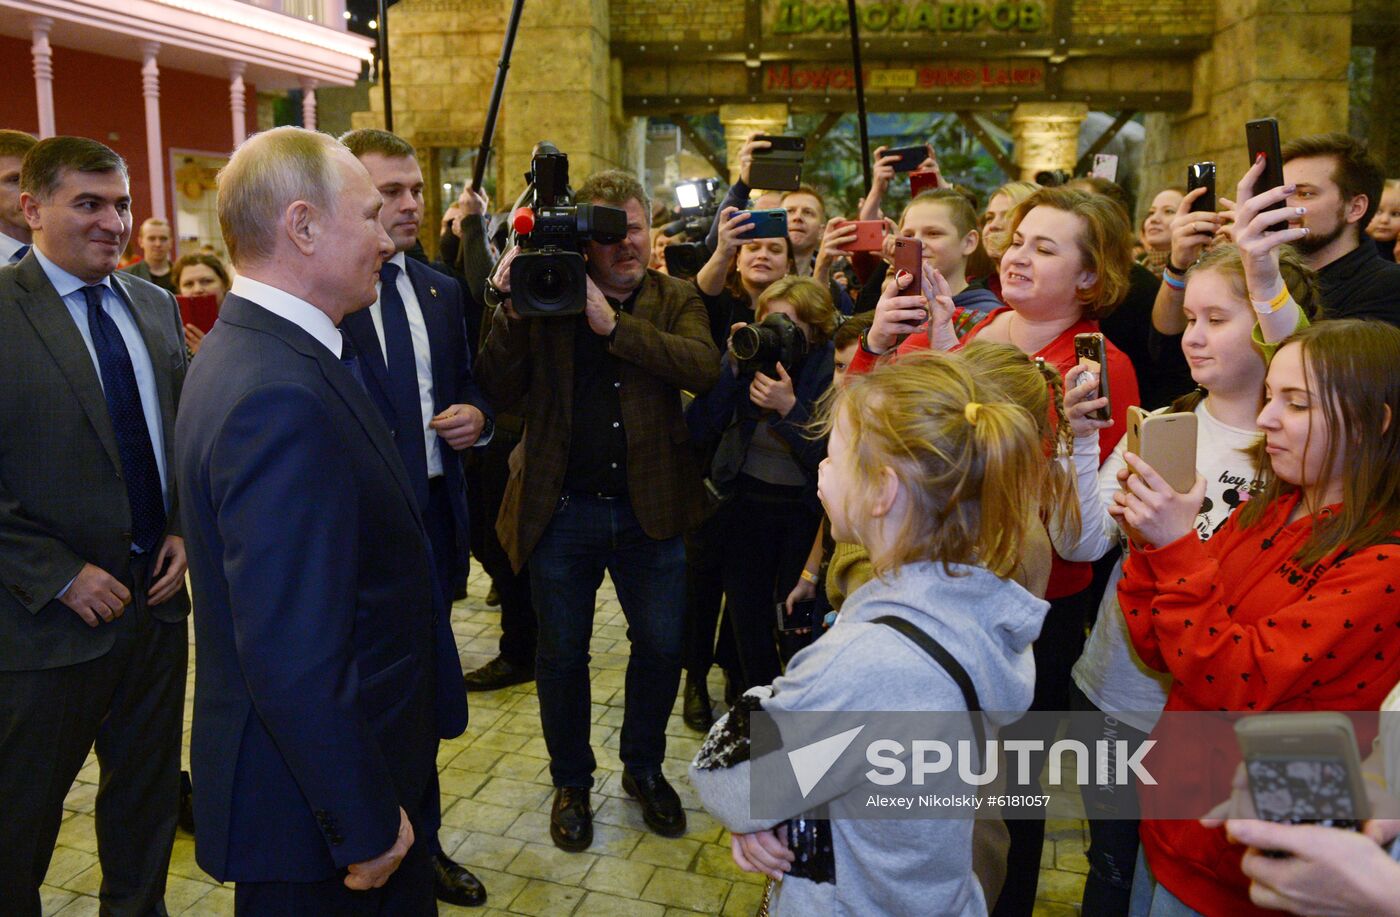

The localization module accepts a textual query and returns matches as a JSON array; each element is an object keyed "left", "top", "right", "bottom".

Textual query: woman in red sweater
[
  {"left": 849, "top": 186, "right": 1141, "bottom": 915},
  {"left": 1114, "top": 319, "right": 1400, "bottom": 916}
]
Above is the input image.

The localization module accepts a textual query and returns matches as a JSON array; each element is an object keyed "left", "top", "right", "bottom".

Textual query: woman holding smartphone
[
  {"left": 850, "top": 186, "right": 1142, "bottom": 916},
  {"left": 685, "top": 276, "right": 836, "bottom": 693},
  {"left": 694, "top": 206, "right": 795, "bottom": 349},
  {"left": 172, "top": 252, "right": 231, "bottom": 355},
  {"left": 1059, "top": 238, "right": 1319, "bottom": 914},
  {"left": 1113, "top": 318, "right": 1400, "bottom": 917}
]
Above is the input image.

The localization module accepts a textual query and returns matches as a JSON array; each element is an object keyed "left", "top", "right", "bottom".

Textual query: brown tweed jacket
[{"left": 477, "top": 269, "right": 720, "bottom": 571}]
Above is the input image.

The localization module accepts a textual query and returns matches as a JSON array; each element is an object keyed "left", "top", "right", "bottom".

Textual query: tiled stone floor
[{"left": 41, "top": 568, "right": 1089, "bottom": 915}]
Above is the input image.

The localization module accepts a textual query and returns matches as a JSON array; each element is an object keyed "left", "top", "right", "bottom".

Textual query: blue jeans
[
  {"left": 1129, "top": 847, "right": 1206, "bottom": 917},
  {"left": 529, "top": 492, "right": 687, "bottom": 788}
]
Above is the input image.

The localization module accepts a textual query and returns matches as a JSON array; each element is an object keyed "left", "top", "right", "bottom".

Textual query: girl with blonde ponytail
[{"left": 691, "top": 349, "right": 1052, "bottom": 917}]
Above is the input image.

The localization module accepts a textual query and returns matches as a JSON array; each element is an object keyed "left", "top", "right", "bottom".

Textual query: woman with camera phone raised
[
  {"left": 685, "top": 276, "right": 837, "bottom": 692},
  {"left": 693, "top": 205, "right": 795, "bottom": 350}
]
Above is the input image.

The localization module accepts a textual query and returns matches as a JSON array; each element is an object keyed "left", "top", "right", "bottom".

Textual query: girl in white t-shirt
[{"left": 1055, "top": 240, "right": 1320, "bottom": 913}]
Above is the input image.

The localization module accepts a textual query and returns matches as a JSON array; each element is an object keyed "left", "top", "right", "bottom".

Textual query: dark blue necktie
[
  {"left": 379, "top": 262, "right": 429, "bottom": 510},
  {"left": 11, "top": 244, "right": 29, "bottom": 263},
  {"left": 83, "top": 285, "right": 166, "bottom": 552},
  {"left": 339, "top": 331, "right": 368, "bottom": 391}
]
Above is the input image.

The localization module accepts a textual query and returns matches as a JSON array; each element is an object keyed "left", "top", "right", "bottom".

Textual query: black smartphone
[
  {"left": 885, "top": 145, "right": 929, "bottom": 173},
  {"left": 1245, "top": 118, "right": 1289, "bottom": 232},
  {"left": 1187, "top": 162, "right": 1216, "bottom": 213},
  {"left": 748, "top": 161, "right": 801, "bottom": 192},
  {"left": 775, "top": 599, "right": 818, "bottom": 634},
  {"left": 1074, "top": 332, "right": 1111, "bottom": 422},
  {"left": 753, "top": 135, "right": 806, "bottom": 158},
  {"left": 742, "top": 209, "right": 789, "bottom": 239}
]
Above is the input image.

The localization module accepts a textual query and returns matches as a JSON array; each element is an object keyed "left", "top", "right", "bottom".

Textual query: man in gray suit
[{"left": 0, "top": 137, "right": 190, "bottom": 917}]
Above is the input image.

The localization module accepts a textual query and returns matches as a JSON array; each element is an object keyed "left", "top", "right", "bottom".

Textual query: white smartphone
[{"left": 1091, "top": 153, "right": 1119, "bottom": 183}]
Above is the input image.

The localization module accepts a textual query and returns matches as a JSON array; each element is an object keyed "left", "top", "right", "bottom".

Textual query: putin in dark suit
[
  {"left": 174, "top": 126, "right": 450, "bottom": 915},
  {"left": 338, "top": 127, "right": 491, "bottom": 908},
  {"left": 0, "top": 137, "right": 191, "bottom": 917}
]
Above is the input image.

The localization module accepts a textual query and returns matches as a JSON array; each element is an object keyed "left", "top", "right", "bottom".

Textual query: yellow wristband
[
  {"left": 800, "top": 568, "right": 818, "bottom": 584},
  {"left": 1252, "top": 285, "right": 1290, "bottom": 315}
]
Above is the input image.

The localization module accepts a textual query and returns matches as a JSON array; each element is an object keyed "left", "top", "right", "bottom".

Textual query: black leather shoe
[
  {"left": 484, "top": 583, "right": 501, "bottom": 607},
  {"left": 433, "top": 851, "right": 487, "bottom": 907},
  {"left": 622, "top": 771, "right": 687, "bottom": 838},
  {"left": 683, "top": 673, "right": 715, "bottom": 733},
  {"left": 178, "top": 770, "right": 195, "bottom": 835},
  {"left": 462, "top": 656, "right": 534, "bottom": 692},
  {"left": 550, "top": 787, "right": 593, "bottom": 852}
]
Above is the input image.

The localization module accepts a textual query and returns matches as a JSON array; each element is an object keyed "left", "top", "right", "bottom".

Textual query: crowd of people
[{"left": 2, "top": 115, "right": 1400, "bottom": 917}]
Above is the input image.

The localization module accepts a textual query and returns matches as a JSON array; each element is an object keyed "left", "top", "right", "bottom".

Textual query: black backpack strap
[{"left": 872, "top": 615, "right": 986, "bottom": 763}]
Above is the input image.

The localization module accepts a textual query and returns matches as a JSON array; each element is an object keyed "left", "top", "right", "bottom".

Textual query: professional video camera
[
  {"left": 508, "top": 142, "right": 628, "bottom": 317},
  {"left": 662, "top": 178, "right": 722, "bottom": 281},
  {"left": 731, "top": 313, "right": 808, "bottom": 378}
]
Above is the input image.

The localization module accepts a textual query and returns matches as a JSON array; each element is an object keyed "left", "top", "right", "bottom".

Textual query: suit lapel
[
  {"left": 220, "top": 295, "right": 425, "bottom": 530},
  {"left": 112, "top": 273, "right": 180, "bottom": 473},
  {"left": 14, "top": 258, "right": 122, "bottom": 471}
]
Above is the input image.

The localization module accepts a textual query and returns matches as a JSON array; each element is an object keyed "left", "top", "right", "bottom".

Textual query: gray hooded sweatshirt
[{"left": 690, "top": 561, "right": 1048, "bottom": 916}]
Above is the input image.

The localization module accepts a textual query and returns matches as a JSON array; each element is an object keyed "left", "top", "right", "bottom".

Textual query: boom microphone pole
[
  {"left": 472, "top": 0, "right": 527, "bottom": 191},
  {"left": 845, "top": 0, "right": 872, "bottom": 193},
  {"left": 378, "top": 0, "right": 393, "bottom": 131}
]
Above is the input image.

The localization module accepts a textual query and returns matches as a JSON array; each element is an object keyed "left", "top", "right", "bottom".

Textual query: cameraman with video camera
[{"left": 477, "top": 160, "right": 719, "bottom": 853}]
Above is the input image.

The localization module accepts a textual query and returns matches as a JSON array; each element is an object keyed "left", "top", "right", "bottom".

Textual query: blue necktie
[
  {"left": 83, "top": 285, "right": 166, "bottom": 552},
  {"left": 11, "top": 244, "right": 29, "bottom": 263},
  {"left": 378, "top": 262, "right": 430, "bottom": 510},
  {"left": 339, "top": 331, "right": 368, "bottom": 392}
]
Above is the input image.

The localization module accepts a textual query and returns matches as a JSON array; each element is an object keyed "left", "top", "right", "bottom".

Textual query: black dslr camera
[
  {"left": 509, "top": 143, "right": 628, "bottom": 317},
  {"left": 731, "top": 313, "right": 808, "bottom": 378}
]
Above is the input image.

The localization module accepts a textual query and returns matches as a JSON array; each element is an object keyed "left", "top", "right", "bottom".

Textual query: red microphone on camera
[{"left": 512, "top": 207, "right": 535, "bottom": 235}]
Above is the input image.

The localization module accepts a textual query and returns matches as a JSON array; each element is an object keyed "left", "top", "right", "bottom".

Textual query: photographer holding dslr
[
  {"left": 477, "top": 156, "right": 719, "bottom": 853},
  {"left": 685, "top": 276, "right": 836, "bottom": 693}
]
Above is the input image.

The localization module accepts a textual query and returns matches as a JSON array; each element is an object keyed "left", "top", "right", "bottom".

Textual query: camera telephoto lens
[
  {"left": 531, "top": 266, "right": 564, "bottom": 305},
  {"left": 730, "top": 325, "right": 764, "bottom": 362}
]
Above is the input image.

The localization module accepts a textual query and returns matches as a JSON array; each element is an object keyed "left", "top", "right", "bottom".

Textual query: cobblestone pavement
[{"left": 41, "top": 569, "right": 1089, "bottom": 915}]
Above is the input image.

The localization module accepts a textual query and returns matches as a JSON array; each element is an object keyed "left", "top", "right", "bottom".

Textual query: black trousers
[
  {"left": 717, "top": 478, "right": 822, "bottom": 694},
  {"left": 465, "top": 429, "right": 536, "bottom": 667},
  {"left": 234, "top": 832, "right": 434, "bottom": 917},
  {"left": 993, "top": 585, "right": 1095, "bottom": 917},
  {"left": 0, "top": 555, "right": 187, "bottom": 917},
  {"left": 682, "top": 507, "right": 740, "bottom": 682}
]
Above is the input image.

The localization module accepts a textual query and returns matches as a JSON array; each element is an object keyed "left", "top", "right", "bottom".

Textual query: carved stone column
[
  {"left": 718, "top": 103, "right": 789, "bottom": 185},
  {"left": 1010, "top": 102, "right": 1088, "bottom": 181}
]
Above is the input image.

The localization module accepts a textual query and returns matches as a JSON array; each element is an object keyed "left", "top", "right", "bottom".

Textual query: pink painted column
[
  {"left": 300, "top": 77, "right": 318, "bottom": 131},
  {"left": 31, "top": 17, "right": 55, "bottom": 138},
  {"left": 228, "top": 61, "right": 248, "bottom": 149},
  {"left": 141, "top": 43, "right": 167, "bottom": 220}
]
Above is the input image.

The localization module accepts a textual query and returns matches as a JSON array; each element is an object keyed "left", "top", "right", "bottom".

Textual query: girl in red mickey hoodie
[{"left": 1114, "top": 319, "right": 1400, "bottom": 916}]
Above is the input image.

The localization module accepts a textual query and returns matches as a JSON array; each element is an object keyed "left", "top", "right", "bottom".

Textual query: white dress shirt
[
  {"left": 32, "top": 245, "right": 170, "bottom": 508},
  {"left": 368, "top": 252, "right": 442, "bottom": 477},
  {"left": 229, "top": 275, "right": 343, "bottom": 357},
  {"left": 0, "top": 230, "right": 28, "bottom": 264}
]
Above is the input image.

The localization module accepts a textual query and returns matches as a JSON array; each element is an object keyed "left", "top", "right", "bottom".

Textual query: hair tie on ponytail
[{"left": 964, "top": 401, "right": 983, "bottom": 426}]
